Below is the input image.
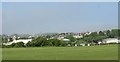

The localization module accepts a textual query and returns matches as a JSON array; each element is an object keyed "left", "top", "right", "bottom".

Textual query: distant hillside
[{"left": 0, "top": 35, "right": 2, "bottom": 47}]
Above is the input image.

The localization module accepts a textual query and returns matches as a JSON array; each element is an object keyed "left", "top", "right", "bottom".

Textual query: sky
[
  {"left": 2, "top": 2, "right": 118, "bottom": 35},
  {"left": 1, "top": 0, "right": 119, "bottom": 2},
  {"left": 0, "top": 2, "right": 2, "bottom": 35}
]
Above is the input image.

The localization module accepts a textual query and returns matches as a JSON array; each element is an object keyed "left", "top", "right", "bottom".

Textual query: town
[{"left": 1, "top": 29, "right": 120, "bottom": 48}]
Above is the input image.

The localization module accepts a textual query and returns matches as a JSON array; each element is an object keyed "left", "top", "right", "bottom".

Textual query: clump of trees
[
  {"left": 2, "top": 37, "right": 67, "bottom": 48},
  {"left": 82, "top": 29, "right": 120, "bottom": 43},
  {"left": 26, "top": 37, "right": 67, "bottom": 47}
]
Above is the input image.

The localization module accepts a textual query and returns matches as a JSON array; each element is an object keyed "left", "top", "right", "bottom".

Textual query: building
[
  {"left": 80, "top": 43, "right": 85, "bottom": 46},
  {"left": 73, "top": 35, "right": 83, "bottom": 38},
  {"left": 102, "top": 38, "right": 120, "bottom": 44},
  {"left": 3, "top": 35, "right": 32, "bottom": 45},
  {"left": 62, "top": 39, "right": 70, "bottom": 42},
  {"left": 3, "top": 39, "right": 32, "bottom": 45}
]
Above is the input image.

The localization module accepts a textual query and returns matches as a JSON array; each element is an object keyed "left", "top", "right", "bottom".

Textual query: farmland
[{"left": 2, "top": 44, "right": 118, "bottom": 60}]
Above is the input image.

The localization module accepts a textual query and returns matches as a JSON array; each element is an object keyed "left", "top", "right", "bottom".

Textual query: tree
[
  {"left": 26, "top": 41, "right": 32, "bottom": 47},
  {"left": 118, "top": 29, "right": 120, "bottom": 38},
  {"left": 42, "top": 40, "right": 49, "bottom": 46},
  {"left": 2, "top": 37, "right": 8, "bottom": 43},
  {"left": 14, "top": 42, "right": 25, "bottom": 47},
  {"left": 9, "top": 38, "right": 13, "bottom": 42},
  {"left": 51, "top": 39, "right": 61, "bottom": 46},
  {"left": 47, "top": 39, "right": 66, "bottom": 46},
  {"left": 83, "top": 31, "right": 107, "bottom": 44},
  {"left": 47, "top": 39, "right": 54, "bottom": 46},
  {"left": 8, "top": 42, "right": 25, "bottom": 48},
  {"left": 90, "top": 32, "right": 98, "bottom": 37},
  {"left": 83, "top": 36, "right": 93, "bottom": 43},
  {"left": 99, "top": 31, "right": 105, "bottom": 36},
  {"left": 30, "top": 37, "right": 47, "bottom": 47},
  {"left": 111, "top": 29, "right": 118, "bottom": 38},
  {"left": 11, "top": 43, "right": 16, "bottom": 47},
  {"left": 60, "top": 41, "right": 67, "bottom": 46},
  {"left": 106, "top": 30, "right": 111, "bottom": 37},
  {"left": 65, "top": 35, "right": 76, "bottom": 42},
  {"left": 46, "top": 35, "right": 51, "bottom": 38}
]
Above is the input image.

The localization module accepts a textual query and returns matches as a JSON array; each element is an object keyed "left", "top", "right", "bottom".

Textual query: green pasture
[{"left": 2, "top": 45, "right": 118, "bottom": 60}]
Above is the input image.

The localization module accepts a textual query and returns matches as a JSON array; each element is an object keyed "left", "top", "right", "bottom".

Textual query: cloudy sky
[{"left": 2, "top": 2, "right": 118, "bottom": 35}]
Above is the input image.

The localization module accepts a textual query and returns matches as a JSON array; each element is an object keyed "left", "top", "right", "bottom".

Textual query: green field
[{"left": 2, "top": 45, "right": 118, "bottom": 60}]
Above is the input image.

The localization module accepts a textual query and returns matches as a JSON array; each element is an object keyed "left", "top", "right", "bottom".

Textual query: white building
[
  {"left": 84, "top": 32, "right": 92, "bottom": 36},
  {"left": 80, "top": 43, "right": 85, "bottom": 46},
  {"left": 75, "top": 44, "right": 78, "bottom": 46},
  {"left": 3, "top": 39, "right": 32, "bottom": 45},
  {"left": 73, "top": 35, "right": 83, "bottom": 38},
  {"left": 62, "top": 39, "right": 70, "bottom": 42},
  {"left": 57, "top": 37, "right": 64, "bottom": 40},
  {"left": 102, "top": 38, "right": 120, "bottom": 44}
]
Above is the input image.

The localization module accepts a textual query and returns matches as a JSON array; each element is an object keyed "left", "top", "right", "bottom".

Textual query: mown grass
[{"left": 2, "top": 44, "right": 118, "bottom": 60}]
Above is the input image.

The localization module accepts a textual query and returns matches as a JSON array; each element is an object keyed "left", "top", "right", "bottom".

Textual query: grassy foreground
[{"left": 2, "top": 45, "right": 118, "bottom": 60}]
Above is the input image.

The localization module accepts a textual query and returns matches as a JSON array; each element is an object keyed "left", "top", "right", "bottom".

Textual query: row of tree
[
  {"left": 26, "top": 37, "right": 67, "bottom": 47},
  {"left": 81, "top": 29, "right": 119, "bottom": 43},
  {"left": 2, "top": 37, "right": 69, "bottom": 48},
  {"left": 2, "top": 29, "right": 120, "bottom": 48}
]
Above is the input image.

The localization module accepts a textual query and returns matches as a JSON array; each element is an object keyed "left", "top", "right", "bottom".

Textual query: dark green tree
[
  {"left": 32, "top": 37, "right": 47, "bottom": 47},
  {"left": 26, "top": 41, "right": 32, "bottom": 47},
  {"left": 13, "top": 42, "right": 25, "bottom": 47},
  {"left": 106, "top": 30, "right": 111, "bottom": 37},
  {"left": 99, "top": 31, "right": 105, "bottom": 36},
  {"left": 65, "top": 35, "right": 76, "bottom": 42},
  {"left": 111, "top": 29, "right": 118, "bottom": 38}
]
